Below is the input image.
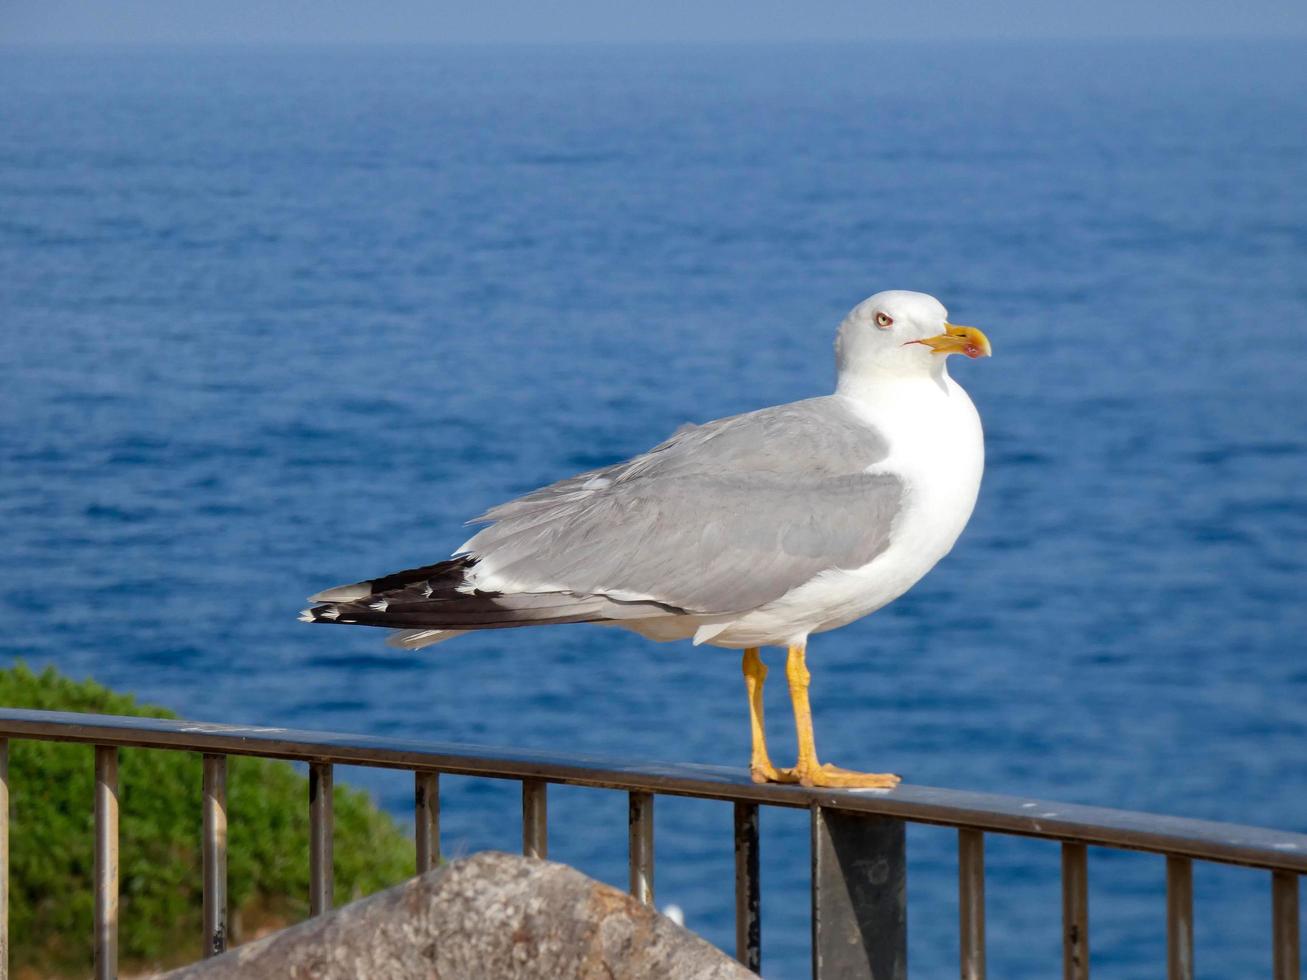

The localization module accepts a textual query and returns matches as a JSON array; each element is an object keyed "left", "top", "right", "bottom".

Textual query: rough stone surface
[{"left": 157, "top": 851, "right": 755, "bottom": 979}]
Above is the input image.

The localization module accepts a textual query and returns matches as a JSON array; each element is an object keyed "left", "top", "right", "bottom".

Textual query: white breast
[{"left": 711, "top": 370, "right": 985, "bottom": 648}]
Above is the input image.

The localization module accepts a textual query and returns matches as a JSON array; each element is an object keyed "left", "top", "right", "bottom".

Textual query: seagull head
[{"left": 834, "top": 290, "right": 991, "bottom": 383}]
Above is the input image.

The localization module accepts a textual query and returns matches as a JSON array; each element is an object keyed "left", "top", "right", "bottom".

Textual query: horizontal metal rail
[
  {"left": 1, "top": 706, "right": 1305, "bottom": 979},
  {"left": 0, "top": 707, "right": 1303, "bottom": 873}
]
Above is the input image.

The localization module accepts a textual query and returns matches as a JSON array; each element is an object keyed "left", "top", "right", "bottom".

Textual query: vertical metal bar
[
  {"left": 959, "top": 828, "right": 986, "bottom": 980},
  {"left": 1272, "top": 871, "right": 1300, "bottom": 980},
  {"left": 94, "top": 746, "right": 119, "bottom": 980},
  {"left": 1166, "top": 856, "right": 1193, "bottom": 980},
  {"left": 522, "top": 779, "right": 548, "bottom": 860},
  {"left": 309, "top": 762, "right": 333, "bottom": 916},
  {"left": 628, "top": 791, "right": 654, "bottom": 905},
  {"left": 201, "top": 755, "right": 228, "bottom": 958},
  {"left": 734, "top": 801, "right": 761, "bottom": 973},
  {"left": 811, "top": 804, "right": 907, "bottom": 980},
  {"left": 1062, "top": 842, "right": 1089, "bottom": 980},
  {"left": 414, "top": 771, "right": 440, "bottom": 874},
  {"left": 0, "top": 739, "right": 8, "bottom": 980}
]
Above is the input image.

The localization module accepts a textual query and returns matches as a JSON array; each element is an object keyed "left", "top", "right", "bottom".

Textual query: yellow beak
[{"left": 910, "top": 323, "right": 992, "bottom": 359}]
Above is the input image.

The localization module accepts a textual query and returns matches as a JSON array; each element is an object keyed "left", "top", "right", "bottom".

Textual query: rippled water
[{"left": 2, "top": 42, "right": 1305, "bottom": 977}]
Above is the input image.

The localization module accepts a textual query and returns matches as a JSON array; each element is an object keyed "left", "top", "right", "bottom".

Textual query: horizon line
[{"left": 3, "top": 34, "right": 1306, "bottom": 48}]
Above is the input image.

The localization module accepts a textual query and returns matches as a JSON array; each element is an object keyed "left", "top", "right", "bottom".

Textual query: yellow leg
[
  {"left": 742, "top": 648, "right": 783, "bottom": 783},
  {"left": 780, "top": 643, "right": 901, "bottom": 789}
]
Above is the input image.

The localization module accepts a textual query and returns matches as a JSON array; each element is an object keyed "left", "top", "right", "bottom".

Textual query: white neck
[{"left": 834, "top": 356, "right": 953, "bottom": 405}]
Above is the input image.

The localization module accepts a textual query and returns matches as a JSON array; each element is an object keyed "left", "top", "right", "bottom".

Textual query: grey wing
[{"left": 462, "top": 397, "right": 904, "bottom": 614}]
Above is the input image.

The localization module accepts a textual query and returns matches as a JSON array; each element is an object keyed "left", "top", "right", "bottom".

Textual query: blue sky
[{"left": 3, "top": 0, "right": 1305, "bottom": 44}]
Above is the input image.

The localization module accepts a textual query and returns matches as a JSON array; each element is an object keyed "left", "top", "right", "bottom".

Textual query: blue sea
[{"left": 1, "top": 42, "right": 1305, "bottom": 977}]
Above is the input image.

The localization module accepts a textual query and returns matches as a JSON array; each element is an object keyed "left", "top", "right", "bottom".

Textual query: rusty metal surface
[
  {"left": 1, "top": 708, "right": 1306, "bottom": 872},
  {"left": 733, "top": 801, "right": 761, "bottom": 974},
  {"left": 1062, "top": 843, "right": 1089, "bottom": 980}
]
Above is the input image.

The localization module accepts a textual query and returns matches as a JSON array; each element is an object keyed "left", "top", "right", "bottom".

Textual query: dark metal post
[
  {"left": 202, "top": 755, "right": 228, "bottom": 957},
  {"left": 734, "top": 801, "right": 761, "bottom": 973},
  {"left": 628, "top": 791, "right": 654, "bottom": 905},
  {"left": 959, "top": 829, "right": 986, "bottom": 980},
  {"left": 1062, "top": 843, "right": 1089, "bottom": 980},
  {"left": 1166, "top": 856, "right": 1193, "bottom": 980},
  {"left": 522, "top": 779, "right": 548, "bottom": 860},
  {"left": 415, "top": 771, "right": 440, "bottom": 874},
  {"left": 810, "top": 804, "right": 907, "bottom": 980},
  {"left": 309, "top": 762, "right": 333, "bottom": 915},
  {"left": 1272, "top": 871, "right": 1300, "bottom": 980},
  {"left": 94, "top": 746, "right": 119, "bottom": 980},
  {"left": 0, "top": 738, "right": 8, "bottom": 980}
]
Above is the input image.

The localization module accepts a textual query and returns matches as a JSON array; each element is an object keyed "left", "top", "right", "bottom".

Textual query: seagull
[{"left": 302, "top": 290, "right": 990, "bottom": 789}]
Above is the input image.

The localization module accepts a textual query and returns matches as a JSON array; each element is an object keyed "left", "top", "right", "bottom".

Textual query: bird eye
[{"left": 875, "top": 312, "right": 894, "bottom": 329}]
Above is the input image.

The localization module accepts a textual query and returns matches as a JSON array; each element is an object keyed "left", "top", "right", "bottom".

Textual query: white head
[{"left": 834, "top": 289, "right": 991, "bottom": 386}]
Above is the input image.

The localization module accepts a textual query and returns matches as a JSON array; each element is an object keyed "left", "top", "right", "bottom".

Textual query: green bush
[{"left": 0, "top": 663, "right": 415, "bottom": 976}]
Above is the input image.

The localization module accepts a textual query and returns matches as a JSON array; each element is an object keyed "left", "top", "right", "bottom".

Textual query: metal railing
[{"left": 0, "top": 706, "right": 1302, "bottom": 979}]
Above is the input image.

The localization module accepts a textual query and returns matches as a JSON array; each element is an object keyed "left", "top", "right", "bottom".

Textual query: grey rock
[{"left": 158, "top": 851, "right": 756, "bottom": 979}]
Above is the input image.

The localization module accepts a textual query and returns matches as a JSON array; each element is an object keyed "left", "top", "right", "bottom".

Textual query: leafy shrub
[{"left": 0, "top": 663, "right": 415, "bottom": 975}]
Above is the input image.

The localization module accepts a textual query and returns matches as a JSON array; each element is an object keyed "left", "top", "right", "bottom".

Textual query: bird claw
[
  {"left": 749, "top": 760, "right": 789, "bottom": 784},
  {"left": 771, "top": 762, "right": 900, "bottom": 789},
  {"left": 804, "top": 763, "right": 901, "bottom": 789}
]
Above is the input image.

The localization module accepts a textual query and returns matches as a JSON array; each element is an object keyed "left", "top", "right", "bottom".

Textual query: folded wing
[{"left": 302, "top": 396, "right": 903, "bottom": 637}]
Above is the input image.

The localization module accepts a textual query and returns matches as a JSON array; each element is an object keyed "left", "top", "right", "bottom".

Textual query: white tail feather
[
  {"left": 309, "top": 582, "right": 372, "bottom": 603},
  {"left": 385, "top": 628, "right": 463, "bottom": 650},
  {"left": 692, "top": 621, "right": 731, "bottom": 646}
]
